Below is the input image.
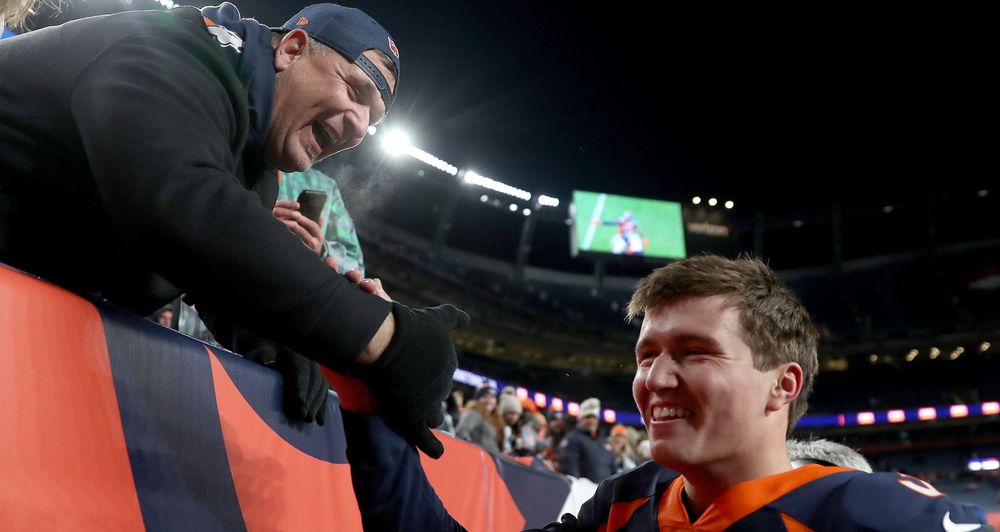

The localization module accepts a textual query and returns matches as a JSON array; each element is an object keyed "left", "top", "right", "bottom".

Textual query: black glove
[
  {"left": 236, "top": 329, "right": 329, "bottom": 426},
  {"left": 356, "top": 302, "right": 470, "bottom": 459}
]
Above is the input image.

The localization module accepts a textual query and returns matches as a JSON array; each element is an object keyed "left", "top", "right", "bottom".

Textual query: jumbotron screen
[{"left": 571, "top": 190, "right": 687, "bottom": 259}]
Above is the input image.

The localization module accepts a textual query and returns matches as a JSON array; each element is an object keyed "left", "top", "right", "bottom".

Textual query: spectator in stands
[
  {"left": 635, "top": 438, "right": 652, "bottom": 463},
  {"left": 341, "top": 255, "right": 990, "bottom": 530},
  {"left": 609, "top": 424, "right": 638, "bottom": 473},
  {"left": 558, "top": 397, "right": 616, "bottom": 483},
  {"left": 500, "top": 393, "right": 544, "bottom": 457},
  {"left": 0, "top": 3, "right": 469, "bottom": 459},
  {"left": 455, "top": 383, "right": 503, "bottom": 453},
  {"left": 542, "top": 411, "right": 569, "bottom": 471},
  {"left": 154, "top": 307, "right": 175, "bottom": 329}
]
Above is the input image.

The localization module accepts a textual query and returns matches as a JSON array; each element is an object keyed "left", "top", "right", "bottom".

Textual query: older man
[
  {"left": 341, "top": 256, "right": 990, "bottom": 530},
  {"left": 0, "top": 2, "right": 464, "bottom": 457}
]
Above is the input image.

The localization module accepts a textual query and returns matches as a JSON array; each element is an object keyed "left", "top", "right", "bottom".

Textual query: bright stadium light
[
  {"left": 367, "top": 125, "right": 377, "bottom": 136},
  {"left": 381, "top": 129, "right": 410, "bottom": 157},
  {"left": 509, "top": 203, "right": 518, "bottom": 212},
  {"left": 480, "top": 195, "right": 489, "bottom": 203},
  {"left": 906, "top": 349, "right": 918, "bottom": 362},
  {"left": 538, "top": 195, "right": 560, "bottom": 207},
  {"left": 464, "top": 170, "right": 532, "bottom": 202},
  {"left": 724, "top": 200, "right": 734, "bottom": 209},
  {"left": 708, "top": 197, "right": 718, "bottom": 206},
  {"left": 981, "top": 342, "right": 991, "bottom": 352},
  {"left": 929, "top": 347, "right": 941, "bottom": 359},
  {"left": 692, "top": 196, "right": 702, "bottom": 205},
  {"left": 404, "top": 145, "right": 459, "bottom": 176},
  {"left": 522, "top": 208, "right": 531, "bottom": 216}
]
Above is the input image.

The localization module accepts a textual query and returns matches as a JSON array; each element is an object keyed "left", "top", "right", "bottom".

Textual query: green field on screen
[{"left": 573, "top": 191, "right": 686, "bottom": 259}]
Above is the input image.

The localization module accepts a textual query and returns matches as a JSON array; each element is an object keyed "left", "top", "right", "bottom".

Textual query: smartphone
[{"left": 296, "top": 190, "right": 328, "bottom": 223}]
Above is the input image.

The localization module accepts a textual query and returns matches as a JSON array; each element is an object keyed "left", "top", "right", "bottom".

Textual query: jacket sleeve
[
  {"left": 67, "top": 32, "right": 390, "bottom": 370},
  {"left": 342, "top": 412, "right": 467, "bottom": 532},
  {"left": 559, "top": 434, "right": 582, "bottom": 478},
  {"left": 455, "top": 409, "right": 482, "bottom": 443}
]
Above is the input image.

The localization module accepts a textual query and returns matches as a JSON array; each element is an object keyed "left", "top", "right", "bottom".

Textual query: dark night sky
[{"left": 26, "top": 2, "right": 995, "bottom": 216}]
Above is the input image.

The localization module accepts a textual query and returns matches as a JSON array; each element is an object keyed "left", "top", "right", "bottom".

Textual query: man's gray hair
[{"left": 787, "top": 438, "right": 873, "bottom": 473}]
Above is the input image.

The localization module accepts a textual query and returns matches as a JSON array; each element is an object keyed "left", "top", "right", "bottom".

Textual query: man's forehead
[{"left": 636, "top": 296, "right": 740, "bottom": 341}]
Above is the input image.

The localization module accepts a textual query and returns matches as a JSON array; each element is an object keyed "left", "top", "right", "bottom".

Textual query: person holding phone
[{"left": 274, "top": 168, "right": 366, "bottom": 276}]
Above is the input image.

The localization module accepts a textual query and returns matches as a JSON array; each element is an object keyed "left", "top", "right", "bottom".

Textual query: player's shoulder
[
  {"left": 834, "top": 471, "right": 988, "bottom": 530},
  {"left": 596, "top": 461, "right": 678, "bottom": 503}
]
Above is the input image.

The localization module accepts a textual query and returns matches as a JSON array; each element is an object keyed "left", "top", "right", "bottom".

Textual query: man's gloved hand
[
  {"left": 236, "top": 330, "right": 329, "bottom": 426},
  {"left": 356, "top": 302, "right": 470, "bottom": 459},
  {"left": 273, "top": 345, "right": 329, "bottom": 425}
]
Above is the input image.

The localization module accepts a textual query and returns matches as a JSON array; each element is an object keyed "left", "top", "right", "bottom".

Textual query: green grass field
[{"left": 573, "top": 191, "right": 686, "bottom": 259}]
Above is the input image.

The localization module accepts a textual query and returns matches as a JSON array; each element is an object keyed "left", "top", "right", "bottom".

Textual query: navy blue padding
[
  {"left": 100, "top": 302, "right": 247, "bottom": 531},
  {"left": 491, "top": 453, "right": 571, "bottom": 529},
  {"left": 98, "top": 301, "right": 352, "bottom": 530}
]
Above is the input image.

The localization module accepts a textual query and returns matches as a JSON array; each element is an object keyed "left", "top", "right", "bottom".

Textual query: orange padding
[
  {"left": 208, "top": 347, "right": 363, "bottom": 530},
  {"left": 0, "top": 265, "right": 144, "bottom": 531},
  {"left": 423, "top": 435, "right": 527, "bottom": 531}
]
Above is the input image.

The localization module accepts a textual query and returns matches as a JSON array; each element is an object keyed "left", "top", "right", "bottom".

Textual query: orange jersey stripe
[{"left": 658, "top": 465, "right": 850, "bottom": 530}]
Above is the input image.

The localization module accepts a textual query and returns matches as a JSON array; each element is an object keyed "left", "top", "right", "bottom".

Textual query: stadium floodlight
[
  {"left": 949, "top": 404, "right": 969, "bottom": 418},
  {"left": 868, "top": 354, "right": 878, "bottom": 364},
  {"left": 906, "top": 349, "right": 918, "bottom": 362},
  {"left": 983, "top": 402, "right": 1000, "bottom": 415},
  {"left": 982, "top": 459, "right": 1000, "bottom": 471},
  {"left": 404, "top": 144, "right": 459, "bottom": 176},
  {"left": 367, "top": 126, "right": 377, "bottom": 136},
  {"left": 981, "top": 342, "right": 991, "bottom": 352},
  {"left": 509, "top": 203, "right": 518, "bottom": 212},
  {"left": 381, "top": 129, "right": 411, "bottom": 157},
  {"left": 724, "top": 200, "right": 734, "bottom": 209},
  {"left": 887, "top": 409, "right": 905, "bottom": 423},
  {"left": 856, "top": 412, "right": 875, "bottom": 425},
  {"left": 463, "top": 170, "right": 532, "bottom": 201},
  {"left": 692, "top": 196, "right": 702, "bottom": 205},
  {"left": 538, "top": 195, "right": 560, "bottom": 207},
  {"left": 708, "top": 197, "right": 718, "bottom": 206},
  {"left": 480, "top": 195, "right": 489, "bottom": 203},
  {"left": 969, "top": 461, "right": 983, "bottom": 471},
  {"left": 522, "top": 208, "right": 531, "bottom": 216},
  {"left": 929, "top": 347, "right": 941, "bottom": 359}
]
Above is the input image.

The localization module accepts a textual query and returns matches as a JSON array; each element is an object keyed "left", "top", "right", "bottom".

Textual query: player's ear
[{"left": 766, "top": 362, "right": 802, "bottom": 413}]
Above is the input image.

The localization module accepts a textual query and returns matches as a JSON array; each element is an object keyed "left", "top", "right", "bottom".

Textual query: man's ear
[
  {"left": 274, "top": 29, "right": 310, "bottom": 72},
  {"left": 767, "top": 362, "right": 803, "bottom": 413}
]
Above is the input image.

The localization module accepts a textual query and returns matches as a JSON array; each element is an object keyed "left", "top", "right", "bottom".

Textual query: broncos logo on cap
[{"left": 387, "top": 36, "right": 399, "bottom": 58}]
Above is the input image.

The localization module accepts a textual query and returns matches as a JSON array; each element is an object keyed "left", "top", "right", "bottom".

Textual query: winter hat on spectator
[
  {"left": 610, "top": 424, "right": 628, "bottom": 437},
  {"left": 474, "top": 383, "right": 497, "bottom": 401},
  {"left": 500, "top": 385, "right": 516, "bottom": 396},
  {"left": 579, "top": 397, "right": 601, "bottom": 419},
  {"left": 499, "top": 394, "right": 523, "bottom": 415}
]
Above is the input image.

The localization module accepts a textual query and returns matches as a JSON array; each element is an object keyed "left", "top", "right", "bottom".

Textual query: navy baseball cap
[{"left": 281, "top": 4, "right": 400, "bottom": 114}]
